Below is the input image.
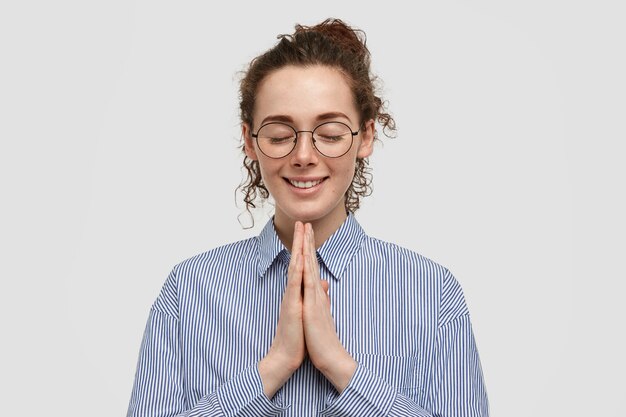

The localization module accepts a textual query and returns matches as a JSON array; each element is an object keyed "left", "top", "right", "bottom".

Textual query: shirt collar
[
  {"left": 257, "top": 218, "right": 288, "bottom": 277},
  {"left": 256, "top": 213, "right": 367, "bottom": 280},
  {"left": 317, "top": 213, "right": 367, "bottom": 281}
]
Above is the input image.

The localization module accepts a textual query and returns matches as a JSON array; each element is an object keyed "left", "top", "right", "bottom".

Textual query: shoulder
[
  {"left": 360, "top": 235, "right": 469, "bottom": 323},
  {"left": 172, "top": 237, "right": 258, "bottom": 278},
  {"left": 361, "top": 234, "right": 451, "bottom": 279},
  {"left": 152, "top": 237, "right": 259, "bottom": 313}
]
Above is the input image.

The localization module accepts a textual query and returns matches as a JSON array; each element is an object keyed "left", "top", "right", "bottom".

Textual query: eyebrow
[{"left": 259, "top": 112, "right": 353, "bottom": 126}]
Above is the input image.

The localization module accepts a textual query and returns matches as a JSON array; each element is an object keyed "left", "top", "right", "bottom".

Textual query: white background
[{"left": 1, "top": 1, "right": 624, "bottom": 416}]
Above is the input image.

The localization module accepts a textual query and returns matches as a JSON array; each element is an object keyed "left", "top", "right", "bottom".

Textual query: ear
[
  {"left": 242, "top": 123, "right": 259, "bottom": 161},
  {"left": 356, "top": 119, "right": 375, "bottom": 159}
]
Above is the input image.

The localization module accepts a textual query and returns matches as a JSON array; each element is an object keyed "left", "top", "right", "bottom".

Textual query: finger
[
  {"left": 287, "top": 223, "right": 304, "bottom": 292},
  {"left": 306, "top": 226, "right": 324, "bottom": 297},
  {"left": 287, "top": 252, "right": 301, "bottom": 281},
  {"left": 307, "top": 226, "right": 321, "bottom": 278},
  {"left": 303, "top": 230, "right": 321, "bottom": 298},
  {"left": 303, "top": 228, "right": 327, "bottom": 305},
  {"left": 320, "top": 280, "right": 330, "bottom": 302},
  {"left": 291, "top": 221, "right": 305, "bottom": 259},
  {"left": 303, "top": 239, "right": 316, "bottom": 292}
]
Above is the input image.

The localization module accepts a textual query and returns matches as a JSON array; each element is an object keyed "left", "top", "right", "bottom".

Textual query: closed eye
[
  {"left": 316, "top": 134, "right": 346, "bottom": 142},
  {"left": 268, "top": 136, "right": 294, "bottom": 144}
]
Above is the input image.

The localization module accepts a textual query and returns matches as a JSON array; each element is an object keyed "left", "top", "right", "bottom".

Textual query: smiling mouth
[{"left": 286, "top": 178, "right": 327, "bottom": 189}]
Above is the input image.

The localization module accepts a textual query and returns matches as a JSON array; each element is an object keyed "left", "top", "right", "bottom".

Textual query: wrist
[
  {"left": 258, "top": 351, "right": 298, "bottom": 398},
  {"left": 318, "top": 351, "right": 357, "bottom": 393}
]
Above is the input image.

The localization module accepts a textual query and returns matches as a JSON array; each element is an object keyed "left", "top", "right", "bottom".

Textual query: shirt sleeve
[
  {"left": 319, "top": 270, "right": 489, "bottom": 417},
  {"left": 126, "top": 270, "right": 288, "bottom": 417}
]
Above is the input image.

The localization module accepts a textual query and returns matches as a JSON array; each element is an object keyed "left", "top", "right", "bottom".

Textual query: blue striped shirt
[{"left": 127, "top": 214, "right": 488, "bottom": 416}]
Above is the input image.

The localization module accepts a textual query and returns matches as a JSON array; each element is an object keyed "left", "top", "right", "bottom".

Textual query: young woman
[{"left": 128, "top": 18, "right": 489, "bottom": 417}]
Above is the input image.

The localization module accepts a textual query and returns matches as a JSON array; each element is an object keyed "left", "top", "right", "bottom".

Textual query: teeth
[{"left": 289, "top": 179, "right": 323, "bottom": 189}]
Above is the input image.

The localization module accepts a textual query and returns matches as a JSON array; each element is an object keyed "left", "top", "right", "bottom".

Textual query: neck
[{"left": 274, "top": 209, "right": 348, "bottom": 251}]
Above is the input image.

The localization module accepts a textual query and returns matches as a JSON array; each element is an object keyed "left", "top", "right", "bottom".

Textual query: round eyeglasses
[{"left": 251, "top": 121, "right": 360, "bottom": 159}]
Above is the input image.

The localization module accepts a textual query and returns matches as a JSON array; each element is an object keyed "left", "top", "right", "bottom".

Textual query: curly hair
[{"left": 237, "top": 18, "right": 396, "bottom": 223}]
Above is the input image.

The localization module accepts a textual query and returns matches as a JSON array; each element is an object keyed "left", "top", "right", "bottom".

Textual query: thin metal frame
[{"left": 251, "top": 121, "right": 360, "bottom": 159}]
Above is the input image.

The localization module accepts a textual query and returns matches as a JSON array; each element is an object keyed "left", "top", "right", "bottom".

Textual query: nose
[{"left": 290, "top": 131, "right": 318, "bottom": 167}]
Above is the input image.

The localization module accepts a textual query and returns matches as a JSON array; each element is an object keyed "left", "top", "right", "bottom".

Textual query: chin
[
  {"left": 283, "top": 210, "right": 327, "bottom": 224},
  {"left": 276, "top": 200, "right": 346, "bottom": 225}
]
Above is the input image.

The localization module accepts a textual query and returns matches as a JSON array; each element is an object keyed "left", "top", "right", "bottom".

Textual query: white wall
[{"left": 1, "top": 1, "right": 624, "bottom": 415}]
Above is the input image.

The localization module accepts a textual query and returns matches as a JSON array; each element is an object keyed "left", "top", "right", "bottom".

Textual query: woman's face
[{"left": 243, "top": 65, "right": 374, "bottom": 231}]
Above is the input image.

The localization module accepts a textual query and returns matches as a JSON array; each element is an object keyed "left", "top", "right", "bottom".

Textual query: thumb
[{"left": 320, "top": 280, "right": 329, "bottom": 299}]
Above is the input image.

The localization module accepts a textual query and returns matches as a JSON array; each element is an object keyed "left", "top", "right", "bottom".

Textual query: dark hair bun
[{"left": 294, "top": 18, "right": 369, "bottom": 60}]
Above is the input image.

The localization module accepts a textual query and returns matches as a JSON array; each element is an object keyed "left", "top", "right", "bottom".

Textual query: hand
[
  {"left": 301, "top": 223, "right": 357, "bottom": 392},
  {"left": 258, "top": 221, "right": 307, "bottom": 398}
]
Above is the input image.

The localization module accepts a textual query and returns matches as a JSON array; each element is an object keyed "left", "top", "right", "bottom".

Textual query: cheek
[
  {"left": 256, "top": 160, "right": 271, "bottom": 185},
  {"left": 334, "top": 160, "right": 358, "bottom": 188},
  {"left": 257, "top": 159, "right": 284, "bottom": 192}
]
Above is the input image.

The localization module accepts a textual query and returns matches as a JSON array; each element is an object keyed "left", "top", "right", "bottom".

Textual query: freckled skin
[{"left": 242, "top": 65, "right": 375, "bottom": 248}]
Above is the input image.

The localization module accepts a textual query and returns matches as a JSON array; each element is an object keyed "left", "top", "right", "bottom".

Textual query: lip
[{"left": 284, "top": 176, "right": 328, "bottom": 191}]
